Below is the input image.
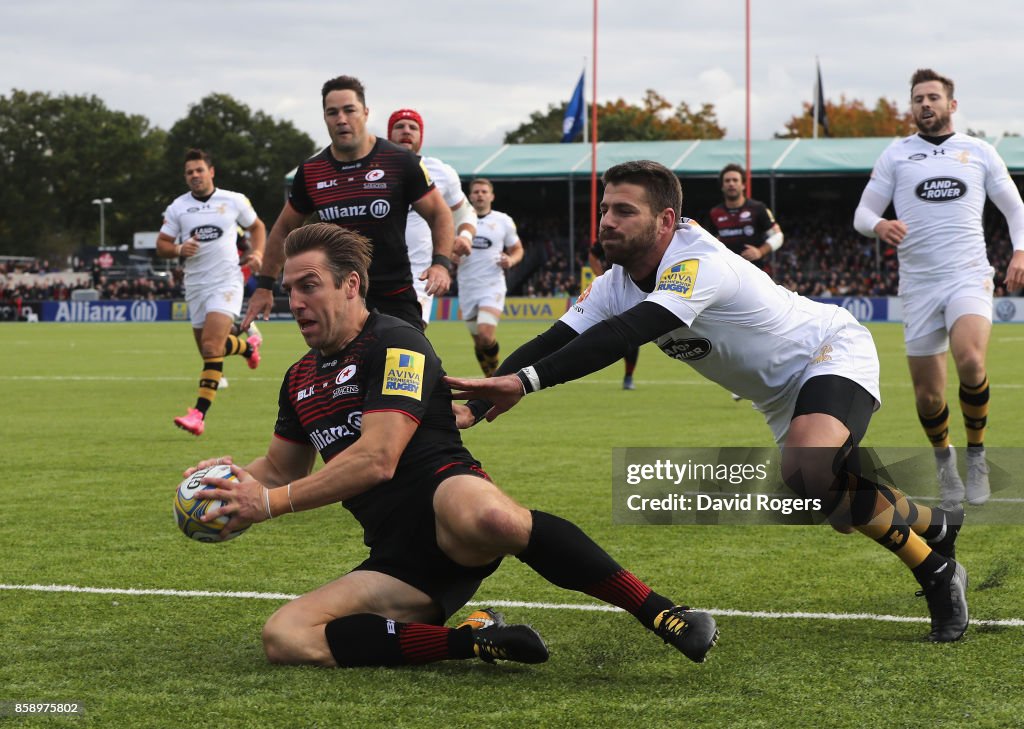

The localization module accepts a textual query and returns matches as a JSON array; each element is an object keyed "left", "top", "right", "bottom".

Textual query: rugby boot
[
  {"left": 965, "top": 449, "right": 991, "bottom": 506},
  {"left": 653, "top": 606, "right": 719, "bottom": 663},
  {"left": 457, "top": 608, "right": 504, "bottom": 630},
  {"left": 174, "top": 408, "right": 205, "bottom": 436},
  {"left": 918, "top": 559, "right": 969, "bottom": 643},
  {"left": 935, "top": 446, "right": 965, "bottom": 508},
  {"left": 245, "top": 333, "right": 262, "bottom": 370},
  {"left": 473, "top": 622, "right": 549, "bottom": 664}
]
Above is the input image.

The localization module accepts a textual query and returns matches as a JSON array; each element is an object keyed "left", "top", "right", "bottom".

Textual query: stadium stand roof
[{"left": 286, "top": 136, "right": 1024, "bottom": 183}]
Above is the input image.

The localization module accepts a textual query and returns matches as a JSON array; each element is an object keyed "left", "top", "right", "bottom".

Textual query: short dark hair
[
  {"left": 910, "top": 68, "right": 955, "bottom": 100},
  {"left": 184, "top": 148, "right": 212, "bottom": 167},
  {"left": 284, "top": 223, "right": 373, "bottom": 298},
  {"left": 719, "top": 163, "right": 746, "bottom": 186},
  {"left": 602, "top": 160, "right": 682, "bottom": 218},
  {"left": 321, "top": 75, "right": 367, "bottom": 108}
]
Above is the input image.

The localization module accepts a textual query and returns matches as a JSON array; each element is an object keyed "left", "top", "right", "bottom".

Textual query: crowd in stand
[
  {"left": 513, "top": 207, "right": 1016, "bottom": 299},
  {"left": 2, "top": 209, "right": 1017, "bottom": 305}
]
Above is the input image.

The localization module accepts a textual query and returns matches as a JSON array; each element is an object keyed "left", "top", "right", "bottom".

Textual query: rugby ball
[{"left": 173, "top": 464, "right": 248, "bottom": 542}]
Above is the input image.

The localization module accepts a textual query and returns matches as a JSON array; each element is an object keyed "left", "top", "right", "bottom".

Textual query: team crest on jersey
[
  {"left": 365, "top": 169, "right": 385, "bottom": 181},
  {"left": 336, "top": 364, "right": 357, "bottom": 384},
  {"left": 655, "top": 259, "right": 699, "bottom": 299},
  {"left": 382, "top": 348, "right": 424, "bottom": 400}
]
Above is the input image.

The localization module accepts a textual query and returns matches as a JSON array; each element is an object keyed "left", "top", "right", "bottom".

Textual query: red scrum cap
[{"left": 388, "top": 108, "right": 424, "bottom": 147}]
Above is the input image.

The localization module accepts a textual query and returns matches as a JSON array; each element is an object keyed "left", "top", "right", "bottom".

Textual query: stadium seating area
[{"left": 2, "top": 207, "right": 1016, "bottom": 304}]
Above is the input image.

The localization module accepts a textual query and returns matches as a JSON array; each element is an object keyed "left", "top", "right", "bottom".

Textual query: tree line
[
  {"left": 0, "top": 91, "right": 316, "bottom": 259},
  {"left": 2, "top": 86, "right": 971, "bottom": 259}
]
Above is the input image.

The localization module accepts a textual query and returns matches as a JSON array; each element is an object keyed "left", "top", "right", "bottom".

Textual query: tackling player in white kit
[
  {"left": 855, "top": 68, "right": 1024, "bottom": 507},
  {"left": 388, "top": 108, "right": 476, "bottom": 327},
  {"left": 156, "top": 148, "right": 267, "bottom": 436},
  {"left": 448, "top": 160, "right": 970, "bottom": 643},
  {"left": 460, "top": 178, "right": 523, "bottom": 375}
]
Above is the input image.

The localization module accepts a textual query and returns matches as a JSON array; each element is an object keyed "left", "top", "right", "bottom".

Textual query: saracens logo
[
  {"left": 658, "top": 337, "right": 713, "bottom": 362},
  {"left": 190, "top": 225, "right": 224, "bottom": 242},
  {"left": 336, "top": 364, "right": 357, "bottom": 384},
  {"left": 369, "top": 199, "right": 391, "bottom": 218},
  {"left": 915, "top": 177, "right": 967, "bottom": 202},
  {"left": 365, "top": 169, "right": 385, "bottom": 181}
]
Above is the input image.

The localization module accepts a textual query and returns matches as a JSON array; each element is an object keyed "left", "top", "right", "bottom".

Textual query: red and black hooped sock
[
  {"left": 324, "top": 614, "right": 474, "bottom": 667},
  {"left": 516, "top": 510, "right": 674, "bottom": 630}
]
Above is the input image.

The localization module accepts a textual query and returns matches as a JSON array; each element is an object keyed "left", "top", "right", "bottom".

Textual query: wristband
[
  {"left": 286, "top": 483, "right": 295, "bottom": 513},
  {"left": 431, "top": 254, "right": 453, "bottom": 274},
  {"left": 458, "top": 229, "right": 474, "bottom": 242},
  {"left": 516, "top": 366, "right": 541, "bottom": 394},
  {"left": 256, "top": 274, "right": 277, "bottom": 290},
  {"left": 262, "top": 486, "right": 273, "bottom": 520}
]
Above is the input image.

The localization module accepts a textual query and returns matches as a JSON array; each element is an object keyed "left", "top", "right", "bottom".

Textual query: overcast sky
[{"left": 2, "top": 1, "right": 1021, "bottom": 149}]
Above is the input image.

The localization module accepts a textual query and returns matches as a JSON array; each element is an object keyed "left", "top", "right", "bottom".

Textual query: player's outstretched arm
[{"left": 446, "top": 374, "right": 525, "bottom": 422}]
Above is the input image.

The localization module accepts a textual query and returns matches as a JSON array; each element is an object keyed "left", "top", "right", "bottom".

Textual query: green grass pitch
[{"left": 1, "top": 320, "right": 1022, "bottom": 728}]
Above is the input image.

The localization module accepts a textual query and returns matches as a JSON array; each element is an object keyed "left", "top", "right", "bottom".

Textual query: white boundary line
[
  {"left": 3, "top": 374, "right": 1024, "bottom": 389},
  {"left": 3, "top": 583, "right": 1021, "bottom": 628}
]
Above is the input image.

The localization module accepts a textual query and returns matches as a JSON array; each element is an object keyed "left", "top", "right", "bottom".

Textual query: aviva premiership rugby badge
[
  {"left": 383, "top": 348, "right": 424, "bottom": 400},
  {"left": 655, "top": 259, "right": 699, "bottom": 298}
]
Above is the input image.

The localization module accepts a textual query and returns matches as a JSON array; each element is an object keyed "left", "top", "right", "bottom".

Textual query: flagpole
[
  {"left": 744, "top": 0, "right": 752, "bottom": 194},
  {"left": 582, "top": 58, "right": 588, "bottom": 144},
  {"left": 590, "top": 0, "right": 599, "bottom": 251}
]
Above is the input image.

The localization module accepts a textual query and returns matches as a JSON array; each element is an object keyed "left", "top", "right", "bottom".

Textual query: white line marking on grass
[
  {"left": 3, "top": 374, "right": 1024, "bottom": 390},
  {"left": 0, "top": 375, "right": 280, "bottom": 382},
  {"left": 3, "top": 584, "right": 1021, "bottom": 628}
]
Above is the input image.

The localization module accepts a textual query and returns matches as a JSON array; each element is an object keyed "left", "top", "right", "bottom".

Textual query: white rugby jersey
[
  {"left": 562, "top": 221, "right": 879, "bottom": 408},
  {"left": 405, "top": 156, "right": 466, "bottom": 276},
  {"left": 458, "top": 209, "right": 519, "bottom": 285},
  {"left": 863, "top": 133, "right": 1015, "bottom": 282},
  {"left": 160, "top": 189, "right": 257, "bottom": 287}
]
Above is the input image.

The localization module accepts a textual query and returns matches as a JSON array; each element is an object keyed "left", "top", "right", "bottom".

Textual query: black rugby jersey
[
  {"left": 274, "top": 312, "right": 474, "bottom": 519},
  {"left": 290, "top": 139, "right": 434, "bottom": 297},
  {"left": 707, "top": 199, "right": 777, "bottom": 266}
]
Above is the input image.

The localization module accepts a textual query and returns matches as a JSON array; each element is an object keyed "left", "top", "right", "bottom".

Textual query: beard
[
  {"left": 915, "top": 108, "right": 951, "bottom": 135},
  {"left": 599, "top": 217, "right": 658, "bottom": 267}
]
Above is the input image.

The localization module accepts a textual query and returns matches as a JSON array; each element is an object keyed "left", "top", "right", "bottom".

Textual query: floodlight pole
[{"left": 91, "top": 197, "right": 113, "bottom": 248}]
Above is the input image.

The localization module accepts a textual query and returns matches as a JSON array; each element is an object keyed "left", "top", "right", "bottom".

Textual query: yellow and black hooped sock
[
  {"left": 847, "top": 474, "right": 948, "bottom": 585},
  {"left": 195, "top": 357, "right": 224, "bottom": 414},
  {"left": 918, "top": 402, "right": 951, "bottom": 450},
  {"left": 223, "top": 334, "right": 249, "bottom": 357},
  {"left": 959, "top": 377, "right": 989, "bottom": 449},
  {"left": 475, "top": 342, "right": 500, "bottom": 377},
  {"left": 872, "top": 481, "right": 951, "bottom": 541}
]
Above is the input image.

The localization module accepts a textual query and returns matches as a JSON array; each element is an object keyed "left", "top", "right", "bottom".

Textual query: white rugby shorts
[
  {"left": 761, "top": 315, "right": 881, "bottom": 446},
  {"left": 185, "top": 280, "right": 244, "bottom": 328},
  {"left": 458, "top": 277, "right": 506, "bottom": 321},
  {"left": 900, "top": 272, "right": 994, "bottom": 355}
]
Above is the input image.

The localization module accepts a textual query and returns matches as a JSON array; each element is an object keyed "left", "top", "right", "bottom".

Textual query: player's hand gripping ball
[{"left": 173, "top": 464, "right": 249, "bottom": 542}]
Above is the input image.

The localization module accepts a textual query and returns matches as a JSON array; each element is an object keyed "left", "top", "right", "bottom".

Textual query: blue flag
[{"left": 561, "top": 71, "right": 585, "bottom": 143}]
